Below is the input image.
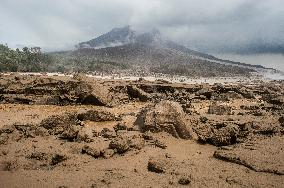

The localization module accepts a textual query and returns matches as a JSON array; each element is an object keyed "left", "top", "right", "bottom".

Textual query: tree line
[
  {"left": 0, "top": 44, "right": 53, "bottom": 72},
  {"left": 0, "top": 44, "right": 129, "bottom": 73}
]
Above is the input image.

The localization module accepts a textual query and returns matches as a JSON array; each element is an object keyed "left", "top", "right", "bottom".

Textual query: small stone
[
  {"left": 109, "top": 137, "right": 130, "bottom": 154},
  {"left": 113, "top": 123, "right": 128, "bottom": 132},
  {"left": 148, "top": 155, "right": 172, "bottom": 173},
  {"left": 0, "top": 161, "right": 15, "bottom": 171},
  {"left": 82, "top": 145, "right": 101, "bottom": 158},
  {"left": 77, "top": 110, "right": 118, "bottom": 122},
  {"left": 129, "top": 136, "right": 145, "bottom": 150},
  {"left": 0, "top": 133, "right": 9, "bottom": 145},
  {"left": 208, "top": 104, "right": 232, "bottom": 115},
  {"left": 154, "top": 140, "right": 167, "bottom": 149},
  {"left": 77, "top": 129, "right": 94, "bottom": 143},
  {"left": 178, "top": 176, "right": 191, "bottom": 185},
  {"left": 143, "top": 132, "right": 154, "bottom": 140},
  {"left": 0, "top": 125, "right": 14, "bottom": 134},
  {"left": 102, "top": 149, "right": 115, "bottom": 159},
  {"left": 50, "top": 154, "right": 67, "bottom": 165},
  {"left": 59, "top": 125, "right": 80, "bottom": 140},
  {"left": 200, "top": 116, "right": 208, "bottom": 123},
  {"left": 1, "top": 149, "right": 9, "bottom": 155},
  {"left": 27, "top": 152, "right": 47, "bottom": 161},
  {"left": 279, "top": 116, "right": 284, "bottom": 127},
  {"left": 101, "top": 128, "right": 117, "bottom": 139}
]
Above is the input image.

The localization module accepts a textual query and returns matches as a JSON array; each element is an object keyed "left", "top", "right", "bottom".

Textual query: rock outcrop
[
  {"left": 195, "top": 122, "right": 240, "bottom": 146},
  {"left": 136, "top": 101, "right": 195, "bottom": 139}
]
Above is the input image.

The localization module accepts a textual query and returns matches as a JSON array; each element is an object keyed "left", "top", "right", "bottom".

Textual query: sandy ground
[{"left": 0, "top": 74, "right": 283, "bottom": 187}]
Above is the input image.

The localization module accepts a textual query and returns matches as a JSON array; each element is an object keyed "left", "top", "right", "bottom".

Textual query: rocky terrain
[{"left": 0, "top": 73, "right": 283, "bottom": 187}]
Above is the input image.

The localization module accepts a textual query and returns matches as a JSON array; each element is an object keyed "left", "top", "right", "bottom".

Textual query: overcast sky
[{"left": 0, "top": 0, "right": 284, "bottom": 53}]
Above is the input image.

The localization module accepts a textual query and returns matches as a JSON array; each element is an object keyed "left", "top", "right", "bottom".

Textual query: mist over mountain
[
  {"left": 47, "top": 26, "right": 274, "bottom": 77},
  {"left": 78, "top": 26, "right": 164, "bottom": 49},
  {"left": 198, "top": 40, "right": 284, "bottom": 55},
  {"left": 235, "top": 43, "right": 284, "bottom": 55},
  {"left": 1, "top": 0, "right": 283, "bottom": 55},
  {"left": 75, "top": 26, "right": 266, "bottom": 67},
  {"left": 78, "top": 26, "right": 136, "bottom": 49}
]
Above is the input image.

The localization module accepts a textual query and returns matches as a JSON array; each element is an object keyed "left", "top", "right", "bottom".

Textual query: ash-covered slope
[
  {"left": 55, "top": 26, "right": 269, "bottom": 77},
  {"left": 78, "top": 26, "right": 136, "bottom": 49}
]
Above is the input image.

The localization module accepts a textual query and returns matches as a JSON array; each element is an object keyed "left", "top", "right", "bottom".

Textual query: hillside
[{"left": 50, "top": 26, "right": 269, "bottom": 77}]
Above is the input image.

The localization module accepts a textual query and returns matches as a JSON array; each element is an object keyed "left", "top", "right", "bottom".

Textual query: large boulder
[
  {"left": 136, "top": 101, "right": 195, "bottom": 139},
  {"left": 75, "top": 82, "right": 112, "bottom": 106}
]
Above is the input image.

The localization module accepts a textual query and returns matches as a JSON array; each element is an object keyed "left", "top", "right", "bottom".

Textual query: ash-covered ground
[{"left": 0, "top": 73, "right": 283, "bottom": 187}]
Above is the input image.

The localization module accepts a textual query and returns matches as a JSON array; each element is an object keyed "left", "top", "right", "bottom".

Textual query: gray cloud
[{"left": 0, "top": 0, "right": 283, "bottom": 53}]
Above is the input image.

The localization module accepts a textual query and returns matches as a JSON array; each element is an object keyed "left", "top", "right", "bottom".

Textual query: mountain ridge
[
  {"left": 50, "top": 26, "right": 274, "bottom": 77},
  {"left": 77, "top": 26, "right": 266, "bottom": 70}
]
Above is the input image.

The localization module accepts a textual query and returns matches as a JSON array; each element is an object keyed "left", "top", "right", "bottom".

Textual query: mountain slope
[{"left": 52, "top": 26, "right": 269, "bottom": 77}]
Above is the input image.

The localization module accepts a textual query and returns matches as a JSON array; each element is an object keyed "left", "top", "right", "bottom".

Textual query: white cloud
[{"left": 0, "top": 0, "right": 283, "bottom": 53}]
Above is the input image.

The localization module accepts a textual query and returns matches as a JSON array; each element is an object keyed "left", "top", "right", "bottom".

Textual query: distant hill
[{"left": 51, "top": 26, "right": 270, "bottom": 77}]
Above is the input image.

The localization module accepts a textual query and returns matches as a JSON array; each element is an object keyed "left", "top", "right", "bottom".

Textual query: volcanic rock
[
  {"left": 178, "top": 175, "right": 192, "bottom": 185},
  {"left": 213, "top": 136, "right": 284, "bottom": 175},
  {"left": 136, "top": 100, "right": 195, "bottom": 139},
  {"left": 195, "top": 122, "right": 240, "bottom": 146},
  {"left": 127, "top": 85, "right": 151, "bottom": 102},
  {"left": 77, "top": 110, "right": 118, "bottom": 122},
  {"left": 82, "top": 145, "right": 101, "bottom": 158},
  {"left": 109, "top": 136, "right": 130, "bottom": 154},
  {"left": 50, "top": 154, "right": 67, "bottom": 165},
  {"left": 148, "top": 155, "right": 173, "bottom": 173},
  {"left": 40, "top": 113, "right": 78, "bottom": 135},
  {"left": 208, "top": 104, "right": 232, "bottom": 115}
]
